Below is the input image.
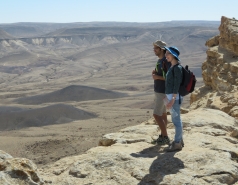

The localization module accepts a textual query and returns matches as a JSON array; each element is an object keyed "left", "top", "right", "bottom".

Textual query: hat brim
[
  {"left": 164, "top": 46, "right": 180, "bottom": 61},
  {"left": 153, "top": 43, "right": 166, "bottom": 50}
]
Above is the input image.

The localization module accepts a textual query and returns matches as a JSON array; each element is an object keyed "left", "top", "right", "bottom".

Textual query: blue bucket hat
[{"left": 164, "top": 46, "right": 180, "bottom": 61}]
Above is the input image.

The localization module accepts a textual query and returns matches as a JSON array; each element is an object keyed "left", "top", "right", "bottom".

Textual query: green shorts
[{"left": 153, "top": 92, "right": 166, "bottom": 116}]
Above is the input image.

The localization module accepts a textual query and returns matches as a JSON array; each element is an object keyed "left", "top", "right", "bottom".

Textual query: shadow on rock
[{"left": 131, "top": 145, "right": 184, "bottom": 185}]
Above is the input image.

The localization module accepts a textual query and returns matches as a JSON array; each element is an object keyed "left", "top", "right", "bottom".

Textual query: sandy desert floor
[
  {"left": 0, "top": 79, "right": 201, "bottom": 167},
  {"left": 0, "top": 95, "right": 153, "bottom": 166}
]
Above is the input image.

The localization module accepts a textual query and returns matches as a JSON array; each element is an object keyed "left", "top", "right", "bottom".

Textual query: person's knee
[
  {"left": 154, "top": 114, "right": 163, "bottom": 119},
  {"left": 172, "top": 116, "right": 181, "bottom": 123},
  {"left": 162, "top": 112, "right": 167, "bottom": 117},
  {"left": 153, "top": 114, "right": 158, "bottom": 118},
  {"left": 173, "top": 123, "right": 183, "bottom": 132}
]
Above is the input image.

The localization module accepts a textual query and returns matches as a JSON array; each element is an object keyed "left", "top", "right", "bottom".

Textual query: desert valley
[{"left": 0, "top": 20, "right": 219, "bottom": 166}]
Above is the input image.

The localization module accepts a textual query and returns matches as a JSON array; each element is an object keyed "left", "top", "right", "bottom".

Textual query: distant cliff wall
[
  {"left": 0, "top": 35, "right": 124, "bottom": 47},
  {"left": 190, "top": 16, "right": 238, "bottom": 119}
]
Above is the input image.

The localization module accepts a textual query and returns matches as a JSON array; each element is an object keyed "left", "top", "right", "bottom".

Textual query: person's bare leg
[
  {"left": 162, "top": 113, "right": 168, "bottom": 128},
  {"left": 153, "top": 114, "right": 168, "bottom": 136}
]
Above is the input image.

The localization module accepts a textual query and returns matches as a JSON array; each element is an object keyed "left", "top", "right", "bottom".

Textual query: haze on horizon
[{"left": 1, "top": 0, "right": 238, "bottom": 24}]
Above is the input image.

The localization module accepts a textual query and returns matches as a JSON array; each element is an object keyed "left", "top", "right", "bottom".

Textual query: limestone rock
[
  {"left": 219, "top": 16, "right": 238, "bottom": 55},
  {"left": 38, "top": 108, "right": 238, "bottom": 185},
  {"left": 0, "top": 157, "right": 44, "bottom": 185},
  {"left": 98, "top": 124, "right": 158, "bottom": 146},
  {"left": 190, "top": 16, "right": 238, "bottom": 119},
  {"left": 229, "top": 106, "right": 238, "bottom": 117},
  {"left": 205, "top": 35, "right": 220, "bottom": 47},
  {"left": 0, "top": 150, "right": 12, "bottom": 162},
  {"left": 180, "top": 107, "right": 189, "bottom": 114}
]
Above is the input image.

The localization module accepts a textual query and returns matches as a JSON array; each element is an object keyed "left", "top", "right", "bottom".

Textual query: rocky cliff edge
[{"left": 1, "top": 108, "right": 238, "bottom": 184}]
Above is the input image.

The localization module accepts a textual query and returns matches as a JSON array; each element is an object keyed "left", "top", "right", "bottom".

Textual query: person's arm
[
  {"left": 152, "top": 68, "right": 165, "bottom": 80},
  {"left": 152, "top": 61, "right": 166, "bottom": 81},
  {"left": 166, "top": 94, "right": 176, "bottom": 109},
  {"left": 152, "top": 69, "right": 156, "bottom": 75},
  {"left": 152, "top": 74, "right": 165, "bottom": 81},
  {"left": 172, "top": 67, "right": 182, "bottom": 93},
  {"left": 166, "top": 67, "right": 182, "bottom": 109}
]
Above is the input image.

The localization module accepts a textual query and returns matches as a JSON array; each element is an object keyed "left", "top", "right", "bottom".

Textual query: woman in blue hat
[{"left": 164, "top": 46, "right": 184, "bottom": 152}]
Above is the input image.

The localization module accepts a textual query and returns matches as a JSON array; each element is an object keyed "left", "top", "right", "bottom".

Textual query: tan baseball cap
[{"left": 153, "top": 40, "right": 167, "bottom": 50}]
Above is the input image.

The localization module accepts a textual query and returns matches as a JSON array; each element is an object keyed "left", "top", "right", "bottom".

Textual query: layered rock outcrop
[
  {"left": 0, "top": 150, "right": 44, "bottom": 185},
  {"left": 191, "top": 16, "right": 238, "bottom": 118}
]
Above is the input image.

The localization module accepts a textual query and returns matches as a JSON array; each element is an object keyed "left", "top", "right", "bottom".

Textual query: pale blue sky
[{"left": 1, "top": 0, "right": 238, "bottom": 23}]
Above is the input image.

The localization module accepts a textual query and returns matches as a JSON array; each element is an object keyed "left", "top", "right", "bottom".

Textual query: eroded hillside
[{"left": 0, "top": 25, "right": 218, "bottom": 94}]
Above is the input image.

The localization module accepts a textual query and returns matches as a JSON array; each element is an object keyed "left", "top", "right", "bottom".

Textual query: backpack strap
[
  {"left": 156, "top": 57, "right": 165, "bottom": 72},
  {"left": 163, "top": 59, "right": 168, "bottom": 72},
  {"left": 157, "top": 57, "right": 167, "bottom": 78},
  {"left": 171, "top": 63, "right": 180, "bottom": 76}
]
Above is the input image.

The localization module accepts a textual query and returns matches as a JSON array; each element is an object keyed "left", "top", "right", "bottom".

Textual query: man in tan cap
[{"left": 151, "top": 40, "right": 171, "bottom": 145}]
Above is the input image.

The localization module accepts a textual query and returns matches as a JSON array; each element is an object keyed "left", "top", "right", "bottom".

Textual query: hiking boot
[
  {"left": 181, "top": 139, "right": 184, "bottom": 147},
  {"left": 157, "top": 135, "right": 163, "bottom": 142},
  {"left": 151, "top": 135, "right": 163, "bottom": 145},
  {"left": 166, "top": 141, "right": 182, "bottom": 152},
  {"left": 157, "top": 136, "right": 170, "bottom": 145}
]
